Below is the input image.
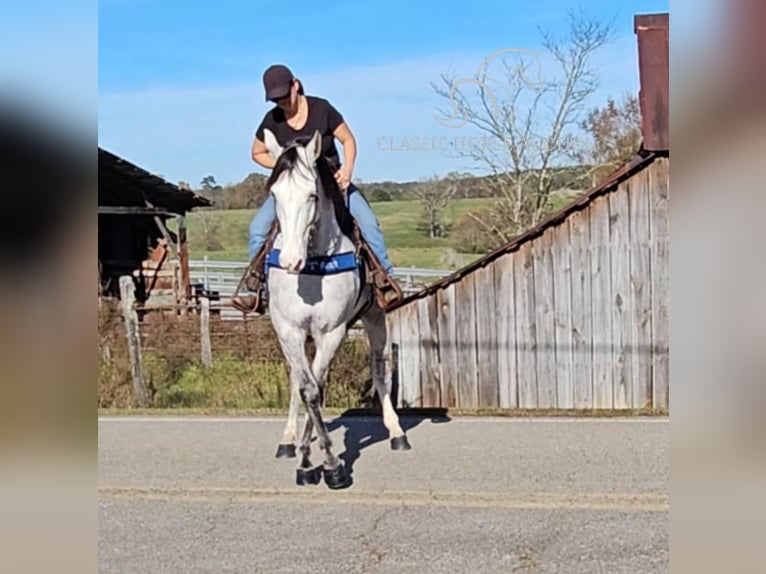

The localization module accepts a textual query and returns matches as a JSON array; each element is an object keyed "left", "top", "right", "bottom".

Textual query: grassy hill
[{"left": 184, "top": 194, "right": 581, "bottom": 270}]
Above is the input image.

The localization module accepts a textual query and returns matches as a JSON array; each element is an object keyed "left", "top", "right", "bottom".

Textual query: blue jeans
[{"left": 248, "top": 185, "right": 394, "bottom": 275}]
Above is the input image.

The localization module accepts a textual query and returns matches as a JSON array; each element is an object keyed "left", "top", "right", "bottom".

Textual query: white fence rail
[{"left": 187, "top": 258, "right": 452, "bottom": 300}]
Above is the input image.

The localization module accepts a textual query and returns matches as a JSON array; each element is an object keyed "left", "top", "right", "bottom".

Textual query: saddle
[{"left": 230, "top": 189, "right": 403, "bottom": 314}]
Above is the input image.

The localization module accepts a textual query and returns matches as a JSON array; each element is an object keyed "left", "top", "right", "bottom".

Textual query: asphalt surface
[{"left": 98, "top": 415, "right": 668, "bottom": 574}]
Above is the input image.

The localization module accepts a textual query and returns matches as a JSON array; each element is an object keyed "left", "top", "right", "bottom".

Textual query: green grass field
[{"left": 183, "top": 195, "right": 580, "bottom": 270}]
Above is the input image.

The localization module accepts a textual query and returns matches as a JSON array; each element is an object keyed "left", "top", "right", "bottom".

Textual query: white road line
[{"left": 98, "top": 485, "right": 669, "bottom": 511}]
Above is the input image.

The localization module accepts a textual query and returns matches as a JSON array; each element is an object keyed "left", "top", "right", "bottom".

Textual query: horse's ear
[
  {"left": 262, "top": 129, "right": 283, "bottom": 159},
  {"left": 307, "top": 130, "right": 322, "bottom": 161}
]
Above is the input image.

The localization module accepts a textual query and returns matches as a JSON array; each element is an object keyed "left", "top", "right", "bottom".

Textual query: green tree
[
  {"left": 200, "top": 175, "right": 221, "bottom": 192},
  {"left": 571, "top": 92, "right": 642, "bottom": 187},
  {"left": 415, "top": 174, "right": 458, "bottom": 238}
]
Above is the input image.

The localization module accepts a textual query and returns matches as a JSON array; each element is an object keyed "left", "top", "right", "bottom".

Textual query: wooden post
[
  {"left": 200, "top": 297, "right": 212, "bottom": 368},
  {"left": 119, "top": 276, "right": 150, "bottom": 407},
  {"left": 178, "top": 215, "right": 191, "bottom": 305}
]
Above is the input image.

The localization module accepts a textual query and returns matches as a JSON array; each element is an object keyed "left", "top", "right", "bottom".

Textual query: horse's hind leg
[{"left": 362, "top": 304, "right": 411, "bottom": 450}]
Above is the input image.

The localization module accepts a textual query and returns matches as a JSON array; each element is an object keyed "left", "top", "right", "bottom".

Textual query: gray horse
[{"left": 261, "top": 129, "right": 411, "bottom": 489}]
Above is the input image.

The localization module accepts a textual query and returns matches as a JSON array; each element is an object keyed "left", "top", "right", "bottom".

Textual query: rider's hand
[{"left": 334, "top": 167, "right": 352, "bottom": 191}]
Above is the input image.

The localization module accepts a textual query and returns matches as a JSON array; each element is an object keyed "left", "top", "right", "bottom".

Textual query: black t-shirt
[{"left": 255, "top": 95, "right": 345, "bottom": 169}]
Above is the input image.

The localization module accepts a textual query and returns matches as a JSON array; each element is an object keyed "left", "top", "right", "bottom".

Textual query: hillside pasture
[{"left": 183, "top": 194, "right": 581, "bottom": 269}]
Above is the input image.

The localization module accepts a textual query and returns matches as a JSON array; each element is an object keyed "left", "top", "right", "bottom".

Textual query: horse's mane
[{"left": 266, "top": 136, "right": 355, "bottom": 238}]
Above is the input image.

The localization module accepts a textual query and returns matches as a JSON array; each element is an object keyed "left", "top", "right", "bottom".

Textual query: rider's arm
[
  {"left": 251, "top": 137, "right": 277, "bottom": 170},
  {"left": 333, "top": 122, "right": 357, "bottom": 180}
]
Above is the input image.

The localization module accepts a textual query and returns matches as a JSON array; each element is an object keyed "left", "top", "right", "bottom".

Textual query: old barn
[{"left": 98, "top": 148, "right": 210, "bottom": 304}]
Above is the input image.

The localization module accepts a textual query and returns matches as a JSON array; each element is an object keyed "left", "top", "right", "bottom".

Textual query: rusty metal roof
[
  {"left": 386, "top": 149, "right": 666, "bottom": 312},
  {"left": 99, "top": 147, "right": 210, "bottom": 214}
]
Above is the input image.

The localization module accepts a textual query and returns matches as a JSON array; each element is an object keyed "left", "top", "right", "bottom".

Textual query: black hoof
[
  {"left": 323, "top": 463, "right": 352, "bottom": 490},
  {"left": 390, "top": 436, "right": 412, "bottom": 451},
  {"left": 296, "top": 466, "right": 322, "bottom": 486},
  {"left": 275, "top": 444, "right": 296, "bottom": 459}
]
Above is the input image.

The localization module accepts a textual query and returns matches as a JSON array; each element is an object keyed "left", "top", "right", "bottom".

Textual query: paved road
[{"left": 99, "top": 415, "right": 668, "bottom": 574}]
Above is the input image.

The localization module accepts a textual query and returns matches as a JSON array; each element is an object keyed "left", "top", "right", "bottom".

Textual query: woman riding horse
[{"left": 235, "top": 64, "right": 400, "bottom": 312}]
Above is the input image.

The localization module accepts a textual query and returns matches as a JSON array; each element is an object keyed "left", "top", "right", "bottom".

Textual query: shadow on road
[{"left": 326, "top": 408, "right": 451, "bottom": 479}]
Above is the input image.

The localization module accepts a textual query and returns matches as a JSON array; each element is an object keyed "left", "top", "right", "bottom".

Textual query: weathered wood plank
[
  {"left": 455, "top": 273, "right": 479, "bottom": 407},
  {"left": 494, "top": 255, "right": 517, "bottom": 408},
  {"left": 417, "top": 296, "right": 441, "bottom": 406},
  {"left": 551, "top": 221, "right": 574, "bottom": 408},
  {"left": 119, "top": 276, "right": 149, "bottom": 407},
  {"left": 396, "top": 303, "right": 421, "bottom": 407},
  {"left": 474, "top": 263, "right": 499, "bottom": 407},
  {"left": 609, "top": 184, "right": 633, "bottom": 408},
  {"left": 628, "top": 167, "right": 653, "bottom": 410},
  {"left": 533, "top": 230, "right": 557, "bottom": 407},
  {"left": 436, "top": 284, "right": 459, "bottom": 407},
  {"left": 569, "top": 211, "right": 593, "bottom": 408},
  {"left": 514, "top": 242, "right": 537, "bottom": 408},
  {"left": 98, "top": 206, "right": 176, "bottom": 216},
  {"left": 650, "top": 158, "right": 670, "bottom": 410},
  {"left": 589, "top": 196, "right": 614, "bottom": 409}
]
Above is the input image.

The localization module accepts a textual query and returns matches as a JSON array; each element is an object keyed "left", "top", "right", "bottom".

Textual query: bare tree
[
  {"left": 433, "top": 9, "right": 613, "bottom": 246},
  {"left": 414, "top": 174, "right": 459, "bottom": 238},
  {"left": 197, "top": 211, "right": 223, "bottom": 251}
]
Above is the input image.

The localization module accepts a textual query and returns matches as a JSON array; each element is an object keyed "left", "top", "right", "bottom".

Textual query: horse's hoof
[
  {"left": 323, "top": 463, "right": 352, "bottom": 490},
  {"left": 296, "top": 466, "right": 322, "bottom": 486},
  {"left": 275, "top": 444, "right": 296, "bottom": 459},
  {"left": 390, "top": 436, "right": 412, "bottom": 451}
]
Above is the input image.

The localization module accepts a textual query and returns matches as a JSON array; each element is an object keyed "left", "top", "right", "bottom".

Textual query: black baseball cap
[{"left": 263, "top": 64, "right": 295, "bottom": 101}]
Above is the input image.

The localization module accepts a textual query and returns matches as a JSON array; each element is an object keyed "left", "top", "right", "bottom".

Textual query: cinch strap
[{"left": 266, "top": 249, "right": 359, "bottom": 275}]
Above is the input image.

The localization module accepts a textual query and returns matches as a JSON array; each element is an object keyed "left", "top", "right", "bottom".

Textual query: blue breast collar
[{"left": 266, "top": 249, "right": 360, "bottom": 275}]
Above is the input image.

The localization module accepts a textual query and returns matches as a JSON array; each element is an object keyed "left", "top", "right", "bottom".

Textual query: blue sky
[{"left": 98, "top": 0, "right": 669, "bottom": 185}]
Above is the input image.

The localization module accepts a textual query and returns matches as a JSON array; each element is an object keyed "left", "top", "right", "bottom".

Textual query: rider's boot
[{"left": 231, "top": 245, "right": 269, "bottom": 314}]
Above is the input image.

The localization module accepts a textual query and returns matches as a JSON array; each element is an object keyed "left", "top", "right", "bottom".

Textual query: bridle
[{"left": 269, "top": 139, "right": 322, "bottom": 253}]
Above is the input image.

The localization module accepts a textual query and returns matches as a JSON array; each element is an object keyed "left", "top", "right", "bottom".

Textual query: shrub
[{"left": 448, "top": 207, "right": 499, "bottom": 254}]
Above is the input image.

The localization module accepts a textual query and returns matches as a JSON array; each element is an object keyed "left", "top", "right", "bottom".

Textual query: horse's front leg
[
  {"left": 275, "top": 375, "right": 301, "bottom": 458},
  {"left": 305, "top": 324, "right": 352, "bottom": 489}
]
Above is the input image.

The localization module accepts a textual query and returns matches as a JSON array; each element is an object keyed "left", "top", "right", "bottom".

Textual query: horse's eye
[{"left": 309, "top": 194, "right": 319, "bottom": 202}]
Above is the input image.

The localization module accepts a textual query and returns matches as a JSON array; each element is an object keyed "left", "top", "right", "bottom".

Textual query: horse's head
[{"left": 263, "top": 129, "right": 323, "bottom": 274}]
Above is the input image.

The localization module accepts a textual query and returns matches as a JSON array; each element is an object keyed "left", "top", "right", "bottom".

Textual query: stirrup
[
  {"left": 371, "top": 269, "right": 403, "bottom": 308},
  {"left": 232, "top": 252, "right": 268, "bottom": 315}
]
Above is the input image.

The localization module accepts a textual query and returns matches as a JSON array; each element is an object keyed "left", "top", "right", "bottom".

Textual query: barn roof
[
  {"left": 98, "top": 147, "right": 210, "bottom": 214},
  {"left": 387, "top": 148, "right": 667, "bottom": 312}
]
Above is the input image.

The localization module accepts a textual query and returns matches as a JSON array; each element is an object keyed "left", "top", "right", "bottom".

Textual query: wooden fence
[
  {"left": 107, "top": 277, "right": 372, "bottom": 409},
  {"left": 386, "top": 156, "right": 669, "bottom": 411}
]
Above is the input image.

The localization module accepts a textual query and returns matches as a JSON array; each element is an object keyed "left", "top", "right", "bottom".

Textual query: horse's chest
[{"left": 268, "top": 271, "right": 360, "bottom": 325}]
